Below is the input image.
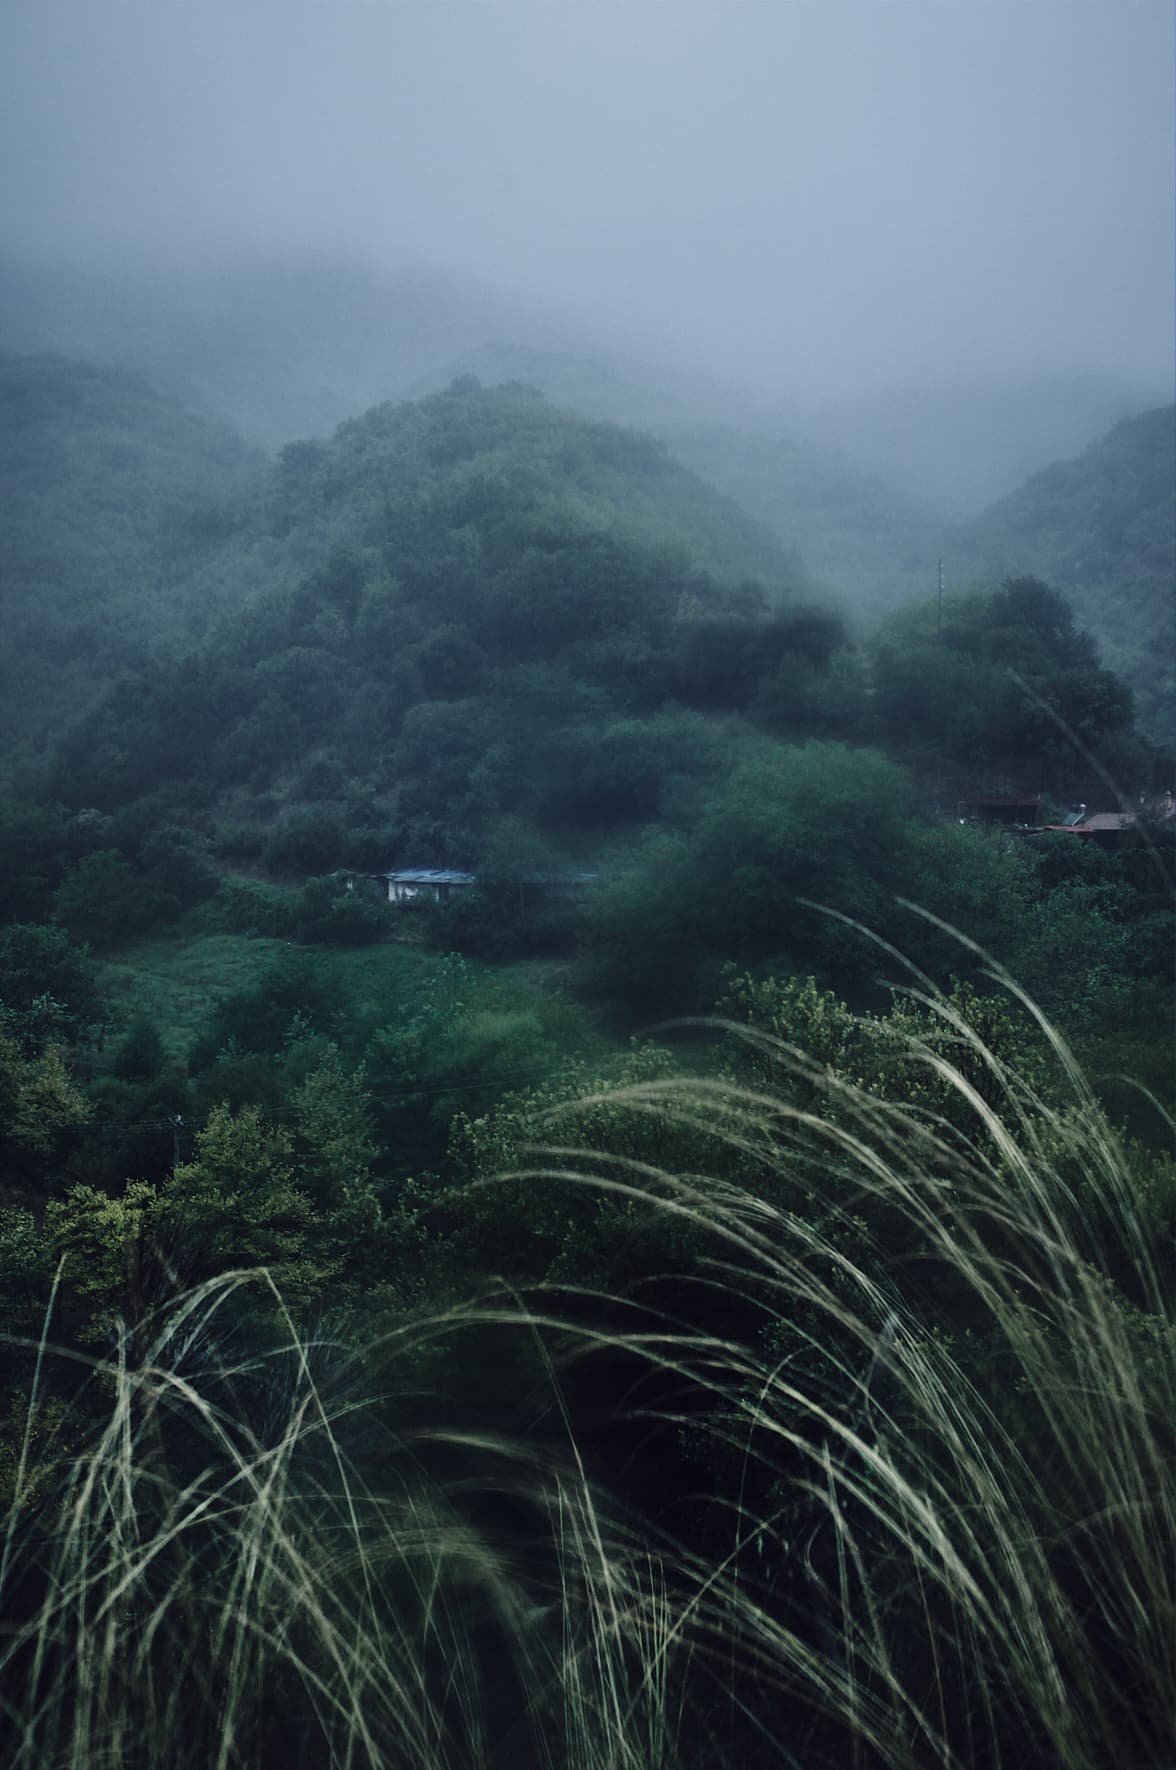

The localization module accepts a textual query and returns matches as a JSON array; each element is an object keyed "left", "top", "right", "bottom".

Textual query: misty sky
[{"left": 2, "top": 0, "right": 1172, "bottom": 402}]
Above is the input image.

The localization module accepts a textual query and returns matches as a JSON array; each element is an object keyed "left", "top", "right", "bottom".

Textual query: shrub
[
  {"left": 261, "top": 805, "right": 346, "bottom": 877},
  {"left": 205, "top": 877, "right": 299, "bottom": 938},
  {"left": 295, "top": 875, "right": 393, "bottom": 945},
  {"left": 52, "top": 850, "right": 167, "bottom": 946}
]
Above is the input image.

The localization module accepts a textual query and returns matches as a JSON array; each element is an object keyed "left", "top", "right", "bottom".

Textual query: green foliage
[
  {"left": 203, "top": 875, "right": 299, "bottom": 937},
  {"left": 716, "top": 968, "right": 860, "bottom": 1074},
  {"left": 41, "top": 383, "right": 848, "bottom": 857},
  {"left": 0, "top": 353, "right": 261, "bottom": 769},
  {"left": 0, "top": 798, "right": 78, "bottom": 921},
  {"left": 0, "top": 1027, "right": 90, "bottom": 1164},
  {"left": 295, "top": 873, "right": 393, "bottom": 945},
  {"left": 869, "top": 575, "right": 1137, "bottom": 772},
  {"left": 0, "top": 922, "right": 102, "bottom": 1049},
  {"left": 0, "top": 1388, "right": 77, "bottom": 1515},
  {"left": 187, "top": 949, "right": 333, "bottom": 1072},
  {"left": 719, "top": 967, "right": 1055, "bottom": 1133},
  {"left": 907, "top": 820, "right": 1039, "bottom": 972},
  {"left": 0, "top": 1206, "right": 56, "bottom": 1339},
  {"left": 132, "top": 824, "right": 216, "bottom": 910},
  {"left": 0, "top": 909, "right": 1169, "bottom": 1770},
  {"left": 51, "top": 849, "right": 165, "bottom": 946},
  {"left": 165, "top": 1105, "right": 323, "bottom": 1299},
  {"left": 261, "top": 805, "right": 347, "bottom": 876},
  {"left": 47, "top": 1178, "right": 163, "bottom": 1327},
  {"left": 582, "top": 741, "right": 926, "bottom": 1018},
  {"left": 957, "top": 405, "right": 1176, "bottom": 747},
  {"left": 363, "top": 953, "right": 583, "bottom": 1174},
  {"left": 577, "top": 827, "right": 698, "bottom": 1018},
  {"left": 111, "top": 1011, "right": 168, "bottom": 1083},
  {"left": 290, "top": 1043, "right": 377, "bottom": 1200},
  {"left": 553, "top": 708, "right": 729, "bottom": 829},
  {"left": 46, "top": 1100, "right": 328, "bottom": 1332},
  {"left": 1009, "top": 878, "right": 1136, "bottom": 1032},
  {"left": 439, "top": 1039, "right": 727, "bottom": 1287}
]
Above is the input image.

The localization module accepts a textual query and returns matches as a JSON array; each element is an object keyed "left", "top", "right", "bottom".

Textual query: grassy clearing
[
  {"left": 98, "top": 932, "right": 295, "bottom": 1057},
  {"left": 98, "top": 928, "right": 608, "bottom": 1068}
]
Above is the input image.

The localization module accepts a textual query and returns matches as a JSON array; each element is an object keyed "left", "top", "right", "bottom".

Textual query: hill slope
[
  {"left": 0, "top": 353, "right": 262, "bottom": 753},
  {"left": 42, "top": 377, "right": 845, "bottom": 858},
  {"left": 2, "top": 360, "right": 810, "bottom": 775},
  {"left": 956, "top": 406, "right": 1175, "bottom": 746},
  {"left": 17, "top": 249, "right": 1161, "bottom": 637}
]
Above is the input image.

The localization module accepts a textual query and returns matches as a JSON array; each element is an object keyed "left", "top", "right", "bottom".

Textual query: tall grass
[
  {"left": 0, "top": 1269, "right": 685, "bottom": 1770},
  {"left": 2, "top": 969, "right": 1171, "bottom": 1768}
]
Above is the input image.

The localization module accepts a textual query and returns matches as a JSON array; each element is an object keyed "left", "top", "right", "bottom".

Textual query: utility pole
[{"left": 937, "top": 557, "right": 944, "bottom": 637}]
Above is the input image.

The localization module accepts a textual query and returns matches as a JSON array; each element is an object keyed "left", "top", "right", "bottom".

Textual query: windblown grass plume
[
  {"left": 0, "top": 1270, "right": 683, "bottom": 1770},
  {"left": 1, "top": 966, "right": 1171, "bottom": 1769},
  {"left": 512, "top": 958, "right": 1174, "bottom": 1770}
]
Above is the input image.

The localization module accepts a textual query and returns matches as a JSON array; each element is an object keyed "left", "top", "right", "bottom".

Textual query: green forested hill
[
  {"left": 255, "top": 374, "right": 799, "bottom": 592},
  {"left": 0, "top": 353, "right": 263, "bottom": 750},
  {"left": 955, "top": 406, "right": 1175, "bottom": 747},
  {"left": 0, "top": 361, "right": 805, "bottom": 773},
  {"left": 39, "top": 375, "right": 845, "bottom": 859}
]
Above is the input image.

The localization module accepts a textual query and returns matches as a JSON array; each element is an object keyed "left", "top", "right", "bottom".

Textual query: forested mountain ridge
[
  {"left": 1, "top": 356, "right": 1160, "bottom": 1008},
  {"left": 258, "top": 374, "right": 798, "bottom": 591},
  {"left": 0, "top": 358, "right": 804, "bottom": 771},
  {"left": 25, "top": 367, "right": 1157, "bottom": 1058},
  {"left": 7, "top": 250, "right": 1164, "bottom": 628},
  {"left": 953, "top": 405, "right": 1175, "bottom": 747},
  {"left": 38, "top": 374, "right": 846, "bottom": 856}
]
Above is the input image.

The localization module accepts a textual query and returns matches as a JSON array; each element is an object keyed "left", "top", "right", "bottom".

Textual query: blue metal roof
[
  {"left": 379, "top": 869, "right": 476, "bottom": 885},
  {"left": 373, "top": 867, "right": 598, "bottom": 887}
]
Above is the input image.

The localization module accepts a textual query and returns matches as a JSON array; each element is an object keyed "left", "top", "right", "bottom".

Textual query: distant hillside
[
  {"left": 257, "top": 375, "right": 799, "bottom": 591},
  {"left": 955, "top": 406, "right": 1175, "bottom": 747},
  {"left": 400, "top": 347, "right": 946, "bottom": 616},
  {"left": 0, "top": 254, "right": 935, "bottom": 607},
  {"left": 43, "top": 377, "right": 849, "bottom": 857},
  {"left": 795, "top": 372, "right": 1170, "bottom": 513},
  {"left": 9, "top": 249, "right": 1157, "bottom": 610},
  {"left": 0, "top": 253, "right": 550, "bottom": 448},
  {"left": 0, "top": 353, "right": 262, "bottom": 751},
  {"left": 1, "top": 363, "right": 810, "bottom": 779},
  {"left": 657, "top": 421, "right": 940, "bottom": 617}
]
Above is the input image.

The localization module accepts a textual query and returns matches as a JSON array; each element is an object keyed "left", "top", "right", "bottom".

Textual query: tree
[
  {"left": 296, "top": 874, "right": 392, "bottom": 945},
  {"left": 112, "top": 1012, "right": 168, "bottom": 1083},
  {"left": 150, "top": 1105, "right": 324, "bottom": 1306},
  {"left": 684, "top": 742, "right": 923, "bottom": 979},
  {"left": 869, "top": 578, "right": 1138, "bottom": 772},
  {"left": 0, "top": 1024, "right": 90, "bottom": 1167},
  {"left": 0, "top": 799, "right": 74, "bottom": 922},
  {"left": 0, "top": 923, "right": 103, "bottom": 1049},
  {"left": 290, "top": 1044, "right": 377, "bottom": 1210},
  {"left": 52, "top": 849, "right": 163, "bottom": 946}
]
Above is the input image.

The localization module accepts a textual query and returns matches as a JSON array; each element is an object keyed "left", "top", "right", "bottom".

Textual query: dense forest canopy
[
  {"left": 0, "top": 348, "right": 1171, "bottom": 1770},
  {"left": 4, "top": 251, "right": 1170, "bottom": 744}
]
